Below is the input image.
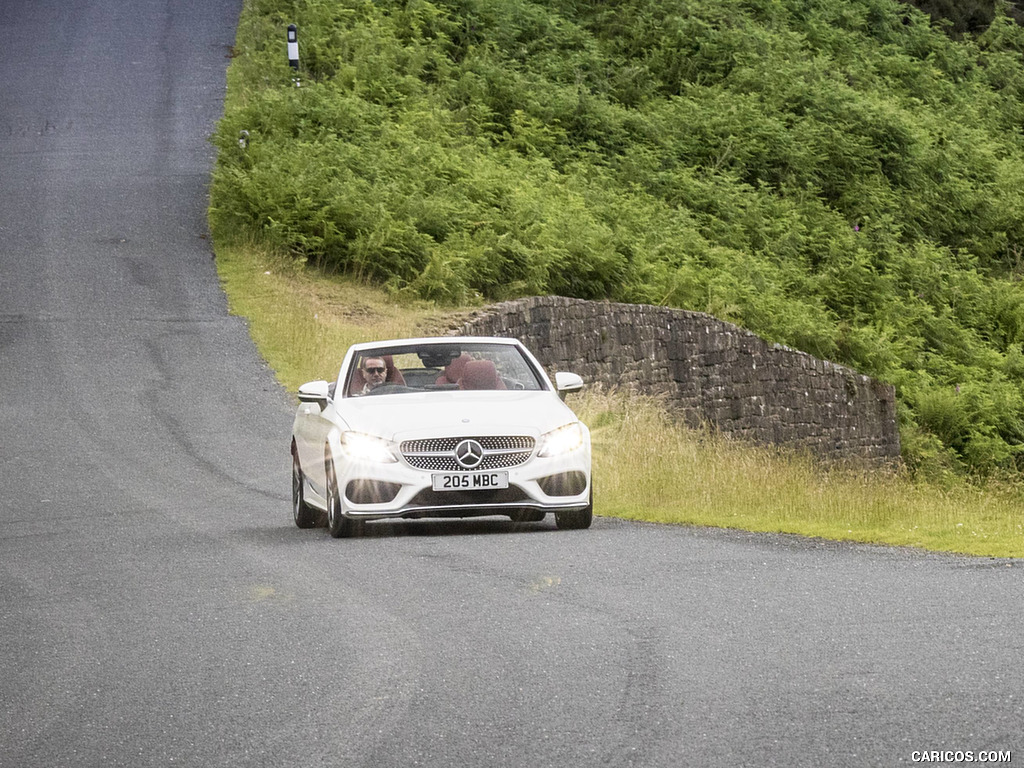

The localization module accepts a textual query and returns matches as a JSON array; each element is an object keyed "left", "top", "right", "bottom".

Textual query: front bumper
[{"left": 334, "top": 445, "right": 591, "bottom": 521}]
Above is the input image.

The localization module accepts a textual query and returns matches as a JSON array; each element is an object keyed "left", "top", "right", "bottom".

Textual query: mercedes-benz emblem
[{"left": 454, "top": 439, "right": 484, "bottom": 469}]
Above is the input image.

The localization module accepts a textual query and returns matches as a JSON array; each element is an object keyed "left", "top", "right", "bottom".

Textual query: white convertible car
[{"left": 290, "top": 337, "right": 593, "bottom": 537}]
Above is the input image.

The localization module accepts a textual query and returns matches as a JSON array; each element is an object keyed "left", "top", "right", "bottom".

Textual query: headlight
[
  {"left": 538, "top": 422, "right": 585, "bottom": 457},
  {"left": 339, "top": 431, "right": 398, "bottom": 463}
]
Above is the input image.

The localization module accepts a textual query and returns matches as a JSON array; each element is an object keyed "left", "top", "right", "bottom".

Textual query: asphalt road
[{"left": 1, "top": 2, "right": 1022, "bottom": 767}]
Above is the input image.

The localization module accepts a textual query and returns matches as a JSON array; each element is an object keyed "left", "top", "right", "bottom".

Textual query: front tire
[
  {"left": 554, "top": 488, "right": 593, "bottom": 530},
  {"left": 292, "top": 450, "right": 319, "bottom": 529},
  {"left": 325, "top": 458, "right": 363, "bottom": 539}
]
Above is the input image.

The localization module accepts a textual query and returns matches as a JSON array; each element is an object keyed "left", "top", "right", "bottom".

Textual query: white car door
[{"left": 294, "top": 380, "right": 333, "bottom": 497}]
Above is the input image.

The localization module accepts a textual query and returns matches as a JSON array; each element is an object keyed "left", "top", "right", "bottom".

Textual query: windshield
[{"left": 342, "top": 342, "right": 547, "bottom": 397}]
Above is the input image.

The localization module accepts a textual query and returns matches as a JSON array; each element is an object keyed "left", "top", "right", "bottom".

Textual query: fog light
[{"left": 538, "top": 472, "right": 587, "bottom": 496}]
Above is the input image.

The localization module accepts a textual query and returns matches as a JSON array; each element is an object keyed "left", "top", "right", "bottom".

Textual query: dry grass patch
[
  {"left": 575, "top": 388, "right": 1024, "bottom": 557},
  {"left": 215, "top": 240, "right": 459, "bottom": 390}
]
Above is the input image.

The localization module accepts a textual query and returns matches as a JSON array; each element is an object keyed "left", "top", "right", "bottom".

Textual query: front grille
[
  {"left": 404, "top": 452, "right": 534, "bottom": 472},
  {"left": 401, "top": 436, "right": 535, "bottom": 472},
  {"left": 401, "top": 436, "right": 534, "bottom": 453}
]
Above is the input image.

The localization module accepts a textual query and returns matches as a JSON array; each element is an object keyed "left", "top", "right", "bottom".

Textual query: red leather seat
[
  {"left": 435, "top": 353, "right": 472, "bottom": 386},
  {"left": 384, "top": 356, "right": 406, "bottom": 386},
  {"left": 458, "top": 359, "right": 506, "bottom": 390}
]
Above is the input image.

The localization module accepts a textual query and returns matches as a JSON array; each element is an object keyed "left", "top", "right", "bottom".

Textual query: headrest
[
  {"left": 436, "top": 353, "right": 472, "bottom": 385},
  {"left": 459, "top": 359, "right": 505, "bottom": 390}
]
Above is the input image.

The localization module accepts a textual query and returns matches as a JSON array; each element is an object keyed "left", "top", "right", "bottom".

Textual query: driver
[{"left": 360, "top": 357, "right": 388, "bottom": 393}]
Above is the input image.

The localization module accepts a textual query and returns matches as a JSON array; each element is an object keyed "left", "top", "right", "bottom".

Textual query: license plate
[{"left": 432, "top": 472, "right": 509, "bottom": 491}]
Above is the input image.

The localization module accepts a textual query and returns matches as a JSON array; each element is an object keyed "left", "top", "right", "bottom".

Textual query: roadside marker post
[{"left": 287, "top": 25, "right": 299, "bottom": 70}]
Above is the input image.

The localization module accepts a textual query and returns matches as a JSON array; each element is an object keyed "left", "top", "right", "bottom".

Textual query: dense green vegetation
[{"left": 211, "top": 0, "right": 1024, "bottom": 477}]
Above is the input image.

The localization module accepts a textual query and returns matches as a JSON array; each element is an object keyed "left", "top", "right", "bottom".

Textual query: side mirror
[
  {"left": 297, "top": 380, "right": 330, "bottom": 410},
  {"left": 554, "top": 372, "right": 584, "bottom": 400}
]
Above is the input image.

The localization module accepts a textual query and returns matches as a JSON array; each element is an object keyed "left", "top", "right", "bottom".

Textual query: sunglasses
[{"left": 364, "top": 366, "right": 386, "bottom": 375}]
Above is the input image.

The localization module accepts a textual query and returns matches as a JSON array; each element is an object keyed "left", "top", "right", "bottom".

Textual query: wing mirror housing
[
  {"left": 297, "top": 380, "right": 330, "bottom": 410},
  {"left": 554, "top": 372, "right": 584, "bottom": 400}
]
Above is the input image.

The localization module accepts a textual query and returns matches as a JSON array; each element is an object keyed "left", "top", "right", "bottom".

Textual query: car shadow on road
[
  {"left": 355, "top": 517, "right": 553, "bottom": 538},
  {"left": 234, "top": 516, "right": 556, "bottom": 546}
]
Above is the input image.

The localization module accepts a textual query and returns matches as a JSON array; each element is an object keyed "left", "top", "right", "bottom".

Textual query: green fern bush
[{"left": 211, "top": 0, "right": 1024, "bottom": 475}]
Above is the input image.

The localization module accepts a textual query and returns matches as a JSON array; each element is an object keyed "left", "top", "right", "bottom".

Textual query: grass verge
[
  {"left": 215, "top": 239, "right": 457, "bottom": 391},
  {"left": 216, "top": 240, "right": 1024, "bottom": 557},
  {"left": 578, "top": 390, "right": 1024, "bottom": 558}
]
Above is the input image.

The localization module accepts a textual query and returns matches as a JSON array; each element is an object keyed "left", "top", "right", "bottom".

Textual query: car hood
[{"left": 336, "top": 391, "right": 581, "bottom": 441}]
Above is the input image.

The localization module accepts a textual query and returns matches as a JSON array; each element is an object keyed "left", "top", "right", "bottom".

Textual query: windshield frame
[{"left": 339, "top": 339, "right": 551, "bottom": 399}]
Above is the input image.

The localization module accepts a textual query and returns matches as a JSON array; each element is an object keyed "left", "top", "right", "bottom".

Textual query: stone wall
[{"left": 452, "top": 296, "right": 901, "bottom": 463}]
